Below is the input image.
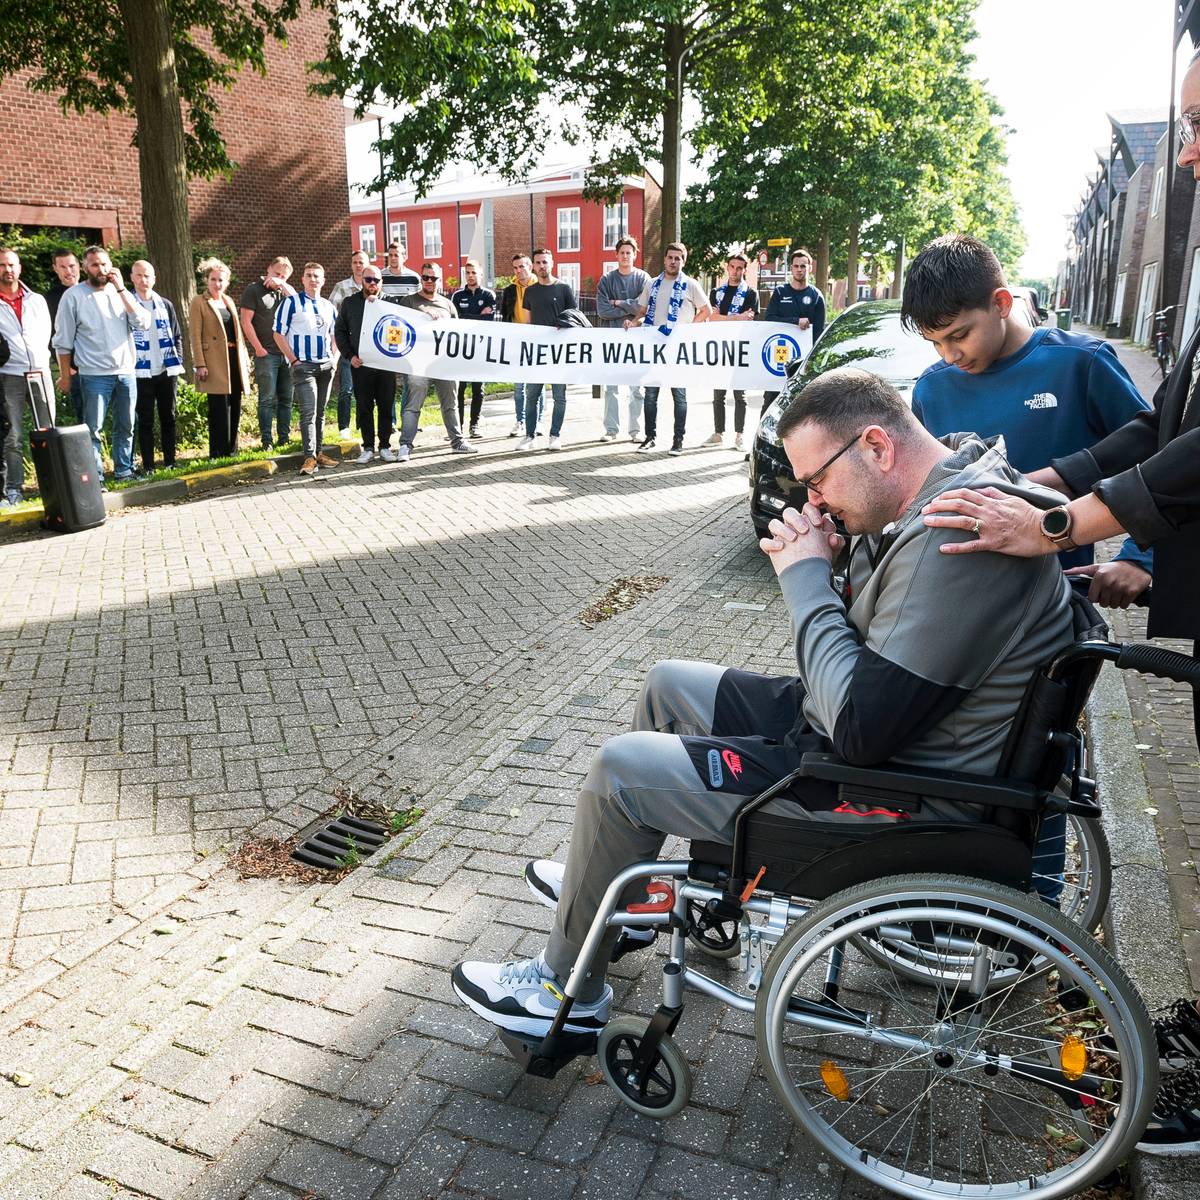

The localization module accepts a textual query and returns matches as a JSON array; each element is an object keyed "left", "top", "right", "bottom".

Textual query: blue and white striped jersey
[{"left": 273, "top": 292, "right": 337, "bottom": 362}]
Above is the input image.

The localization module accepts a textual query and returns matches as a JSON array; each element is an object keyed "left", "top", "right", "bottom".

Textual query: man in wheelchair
[{"left": 452, "top": 366, "right": 1075, "bottom": 1038}]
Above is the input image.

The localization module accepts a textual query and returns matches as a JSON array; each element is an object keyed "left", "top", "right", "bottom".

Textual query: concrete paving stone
[
  {"left": 266, "top": 1135, "right": 391, "bottom": 1200},
  {"left": 250, "top": 995, "right": 354, "bottom": 1048},
  {"left": 179, "top": 1125, "right": 294, "bottom": 1200},
  {"left": 99, "top": 1080, "right": 209, "bottom": 1143},
  {"left": 453, "top": 1143, "right": 580, "bottom": 1200},
  {"left": 327, "top": 993, "right": 415, "bottom": 1060},
  {"left": 648, "top": 1144, "right": 777, "bottom": 1200},
  {"left": 613, "top": 1102, "right": 734, "bottom": 1155},
  {"left": 437, "top": 1091, "right": 551, "bottom": 1153},
  {"left": 576, "top": 1134, "right": 659, "bottom": 1200},
  {"left": 374, "top": 1129, "right": 471, "bottom": 1198},
  {"left": 88, "top": 1129, "right": 207, "bottom": 1199},
  {"left": 263, "top": 1090, "right": 374, "bottom": 1149}
]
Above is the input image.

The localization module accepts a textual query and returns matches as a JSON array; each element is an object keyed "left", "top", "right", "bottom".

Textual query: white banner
[{"left": 357, "top": 304, "right": 812, "bottom": 389}]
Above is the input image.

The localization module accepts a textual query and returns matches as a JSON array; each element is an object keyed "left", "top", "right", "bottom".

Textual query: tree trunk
[
  {"left": 845, "top": 219, "right": 860, "bottom": 309},
  {"left": 660, "top": 22, "right": 686, "bottom": 258},
  {"left": 815, "top": 230, "right": 830, "bottom": 297},
  {"left": 117, "top": 0, "right": 195, "bottom": 370},
  {"left": 891, "top": 235, "right": 906, "bottom": 300}
]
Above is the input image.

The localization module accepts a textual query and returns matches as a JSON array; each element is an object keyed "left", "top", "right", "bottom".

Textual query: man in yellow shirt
[{"left": 499, "top": 253, "right": 534, "bottom": 436}]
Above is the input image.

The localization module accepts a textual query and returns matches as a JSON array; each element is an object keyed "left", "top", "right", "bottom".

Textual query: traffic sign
[
  {"left": 767, "top": 237, "right": 790, "bottom": 246},
  {"left": 757, "top": 250, "right": 769, "bottom": 267}
]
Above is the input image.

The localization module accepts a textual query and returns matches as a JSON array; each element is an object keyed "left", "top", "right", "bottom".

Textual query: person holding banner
[
  {"left": 451, "top": 259, "right": 496, "bottom": 440},
  {"left": 334, "top": 265, "right": 401, "bottom": 463},
  {"left": 626, "top": 242, "right": 711, "bottom": 455},
  {"left": 517, "top": 249, "right": 577, "bottom": 452},
  {"left": 399, "top": 263, "right": 477, "bottom": 456},
  {"left": 498, "top": 253, "right": 535, "bottom": 436},
  {"left": 705, "top": 252, "right": 759, "bottom": 452},
  {"left": 595, "top": 237, "right": 649, "bottom": 443},
  {"left": 763, "top": 248, "right": 826, "bottom": 406}
]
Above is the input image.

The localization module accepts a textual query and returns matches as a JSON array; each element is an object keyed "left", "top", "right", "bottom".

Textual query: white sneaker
[
  {"left": 703, "top": 432, "right": 724, "bottom": 447},
  {"left": 599, "top": 432, "right": 615, "bottom": 443},
  {"left": 516, "top": 435, "right": 536, "bottom": 450},
  {"left": 629, "top": 431, "right": 642, "bottom": 442},
  {"left": 734, "top": 433, "right": 745, "bottom": 451},
  {"left": 394, "top": 445, "right": 411, "bottom": 462},
  {"left": 547, "top": 435, "right": 563, "bottom": 451},
  {"left": 451, "top": 952, "right": 611, "bottom": 1037},
  {"left": 525, "top": 860, "right": 566, "bottom": 908},
  {"left": 509, "top": 422, "right": 522, "bottom": 437},
  {"left": 379, "top": 447, "right": 398, "bottom": 463},
  {"left": 339, "top": 428, "right": 352, "bottom": 440},
  {"left": 355, "top": 448, "right": 375, "bottom": 464}
]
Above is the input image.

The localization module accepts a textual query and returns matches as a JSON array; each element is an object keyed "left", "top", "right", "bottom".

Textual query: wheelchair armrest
[{"left": 798, "top": 752, "right": 1044, "bottom": 812}]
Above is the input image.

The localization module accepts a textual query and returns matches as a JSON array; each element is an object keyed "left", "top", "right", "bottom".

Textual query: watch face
[{"left": 1042, "top": 508, "right": 1071, "bottom": 537}]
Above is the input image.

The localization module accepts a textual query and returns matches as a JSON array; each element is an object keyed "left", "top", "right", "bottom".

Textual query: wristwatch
[{"left": 1039, "top": 505, "right": 1076, "bottom": 549}]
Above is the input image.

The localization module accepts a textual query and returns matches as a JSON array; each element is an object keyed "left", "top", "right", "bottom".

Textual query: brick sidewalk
[{"left": 1083, "top": 329, "right": 1200, "bottom": 995}]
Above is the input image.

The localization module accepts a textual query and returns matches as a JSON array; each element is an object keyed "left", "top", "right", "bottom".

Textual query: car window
[{"left": 804, "top": 308, "right": 938, "bottom": 383}]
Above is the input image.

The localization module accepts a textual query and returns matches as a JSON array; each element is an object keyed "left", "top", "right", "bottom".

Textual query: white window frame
[
  {"left": 358, "top": 224, "right": 377, "bottom": 257},
  {"left": 1110, "top": 271, "right": 1127, "bottom": 324},
  {"left": 1151, "top": 166, "right": 1165, "bottom": 217},
  {"left": 601, "top": 260, "right": 618, "bottom": 275},
  {"left": 1134, "top": 261, "right": 1159, "bottom": 344},
  {"left": 423, "top": 219, "right": 442, "bottom": 257},
  {"left": 388, "top": 221, "right": 407, "bottom": 253},
  {"left": 557, "top": 263, "right": 581, "bottom": 294},
  {"left": 603, "top": 202, "right": 629, "bottom": 249},
  {"left": 557, "top": 207, "right": 581, "bottom": 252},
  {"left": 458, "top": 213, "right": 477, "bottom": 256}
]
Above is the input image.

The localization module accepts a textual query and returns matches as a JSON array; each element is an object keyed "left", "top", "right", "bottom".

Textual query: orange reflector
[
  {"left": 1060, "top": 1034, "right": 1088, "bottom": 1082},
  {"left": 820, "top": 1060, "right": 850, "bottom": 1102}
]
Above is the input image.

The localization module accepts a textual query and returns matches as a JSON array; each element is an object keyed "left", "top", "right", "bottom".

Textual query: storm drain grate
[{"left": 290, "top": 813, "right": 388, "bottom": 871}]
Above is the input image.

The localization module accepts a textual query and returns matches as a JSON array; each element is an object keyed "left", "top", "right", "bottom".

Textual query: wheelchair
[{"left": 497, "top": 597, "right": 1200, "bottom": 1199}]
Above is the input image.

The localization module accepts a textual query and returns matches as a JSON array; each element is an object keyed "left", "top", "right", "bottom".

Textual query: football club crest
[
  {"left": 373, "top": 314, "right": 416, "bottom": 359},
  {"left": 761, "top": 332, "right": 803, "bottom": 377}
]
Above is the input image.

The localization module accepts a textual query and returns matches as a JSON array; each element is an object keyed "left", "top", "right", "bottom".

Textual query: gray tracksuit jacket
[{"left": 778, "top": 434, "right": 1073, "bottom": 775}]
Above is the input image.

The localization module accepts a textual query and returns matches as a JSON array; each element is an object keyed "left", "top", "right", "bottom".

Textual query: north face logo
[{"left": 1025, "top": 392, "right": 1058, "bottom": 410}]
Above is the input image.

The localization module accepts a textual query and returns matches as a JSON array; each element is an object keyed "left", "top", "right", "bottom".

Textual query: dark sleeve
[
  {"left": 764, "top": 288, "right": 781, "bottom": 321},
  {"left": 1052, "top": 378, "right": 1165, "bottom": 495},
  {"left": 1091, "top": 428, "right": 1200, "bottom": 547},
  {"left": 811, "top": 292, "right": 825, "bottom": 339},
  {"left": 744, "top": 290, "right": 759, "bottom": 314},
  {"left": 238, "top": 283, "right": 258, "bottom": 312},
  {"left": 333, "top": 300, "right": 354, "bottom": 359},
  {"left": 562, "top": 283, "right": 577, "bottom": 311}
]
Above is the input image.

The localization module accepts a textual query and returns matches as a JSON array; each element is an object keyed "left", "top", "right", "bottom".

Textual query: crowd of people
[{"left": 0, "top": 235, "right": 823, "bottom": 495}]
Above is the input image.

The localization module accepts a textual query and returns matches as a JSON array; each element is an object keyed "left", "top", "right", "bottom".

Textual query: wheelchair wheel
[
  {"left": 858, "top": 813, "right": 1113, "bottom": 988},
  {"left": 755, "top": 874, "right": 1155, "bottom": 1200},
  {"left": 598, "top": 1016, "right": 692, "bottom": 1118},
  {"left": 686, "top": 899, "right": 741, "bottom": 959}
]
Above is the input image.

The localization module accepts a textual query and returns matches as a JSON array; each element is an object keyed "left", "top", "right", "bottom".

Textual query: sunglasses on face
[
  {"left": 362, "top": 276, "right": 382, "bottom": 283},
  {"left": 421, "top": 274, "right": 439, "bottom": 282}
]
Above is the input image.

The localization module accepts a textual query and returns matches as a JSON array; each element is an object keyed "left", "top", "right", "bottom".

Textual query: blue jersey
[
  {"left": 273, "top": 292, "right": 336, "bottom": 363},
  {"left": 913, "top": 327, "right": 1153, "bottom": 572}
]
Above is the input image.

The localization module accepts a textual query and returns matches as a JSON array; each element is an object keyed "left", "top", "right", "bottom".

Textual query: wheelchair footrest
[{"left": 498, "top": 1028, "right": 598, "bottom": 1078}]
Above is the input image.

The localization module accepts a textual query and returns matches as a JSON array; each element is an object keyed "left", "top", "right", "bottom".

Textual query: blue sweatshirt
[{"left": 912, "top": 327, "right": 1153, "bottom": 573}]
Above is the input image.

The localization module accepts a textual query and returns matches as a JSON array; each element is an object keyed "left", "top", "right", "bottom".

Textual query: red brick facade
[{"left": 0, "top": 11, "right": 349, "bottom": 289}]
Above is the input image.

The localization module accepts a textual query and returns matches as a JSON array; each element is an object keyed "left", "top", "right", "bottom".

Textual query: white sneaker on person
[
  {"left": 702, "top": 432, "right": 724, "bottom": 447},
  {"left": 394, "top": 445, "right": 411, "bottom": 462},
  {"left": 339, "top": 427, "right": 352, "bottom": 440},
  {"left": 734, "top": 433, "right": 745, "bottom": 451},
  {"left": 636, "top": 437, "right": 656, "bottom": 453},
  {"left": 629, "top": 431, "right": 641, "bottom": 442},
  {"left": 516, "top": 435, "right": 536, "bottom": 450},
  {"left": 599, "top": 432, "right": 615, "bottom": 443},
  {"left": 451, "top": 952, "right": 611, "bottom": 1037},
  {"left": 548, "top": 435, "right": 563, "bottom": 451},
  {"left": 379, "top": 447, "right": 398, "bottom": 463},
  {"left": 524, "top": 860, "right": 657, "bottom": 949},
  {"left": 451, "top": 440, "right": 478, "bottom": 454},
  {"left": 509, "top": 422, "right": 523, "bottom": 437},
  {"left": 355, "top": 448, "right": 374, "bottom": 464}
]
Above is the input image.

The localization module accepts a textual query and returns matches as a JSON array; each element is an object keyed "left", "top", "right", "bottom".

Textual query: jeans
[
  {"left": 254, "top": 352, "right": 293, "bottom": 446},
  {"left": 79, "top": 372, "right": 136, "bottom": 481},
  {"left": 712, "top": 389, "right": 747, "bottom": 434},
  {"left": 336, "top": 357, "right": 354, "bottom": 431},
  {"left": 513, "top": 381, "right": 527, "bottom": 425},
  {"left": 602, "top": 384, "right": 644, "bottom": 436},
  {"left": 642, "top": 386, "right": 687, "bottom": 442},
  {"left": 402, "top": 375, "right": 463, "bottom": 447},
  {"left": 68, "top": 372, "right": 84, "bottom": 424},
  {"left": 351, "top": 365, "right": 396, "bottom": 451},
  {"left": 1, "top": 371, "right": 54, "bottom": 494},
  {"left": 457, "top": 380, "right": 483, "bottom": 428},
  {"left": 292, "top": 360, "right": 333, "bottom": 458},
  {"left": 135, "top": 373, "right": 178, "bottom": 469},
  {"left": 524, "top": 382, "right": 566, "bottom": 438}
]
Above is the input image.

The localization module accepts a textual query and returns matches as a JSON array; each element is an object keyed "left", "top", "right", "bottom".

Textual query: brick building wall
[
  {"left": 492, "top": 194, "right": 548, "bottom": 274},
  {"left": 641, "top": 172, "right": 663, "bottom": 274},
  {"left": 1115, "top": 166, "right": 1151, "bottom": 336},
  {"left": 0, "top": 10, "right": 349, "bottom": 290}
]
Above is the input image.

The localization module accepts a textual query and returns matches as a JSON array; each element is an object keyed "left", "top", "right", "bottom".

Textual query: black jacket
[
  {"left": 333, "top": 291, "right": 402, "bottom": 362},
  {"left": 499, "top": 283, "right": 525, "bottom": 323},
  {"left": 1053, "top": 324, "right": 1200, "bottom": 638}
]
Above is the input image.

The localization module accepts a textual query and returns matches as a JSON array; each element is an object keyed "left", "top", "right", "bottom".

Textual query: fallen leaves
[
  {"left": 228, "top": 835, "right": 340, "bottom": 883},
  {"left": 578, "top": 575, "right": 669, "bottom": 629}
]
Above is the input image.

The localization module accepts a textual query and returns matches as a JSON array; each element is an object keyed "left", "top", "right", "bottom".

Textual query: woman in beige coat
[{"left": 189, "top": 258, "right": 250, "bottom": 458}]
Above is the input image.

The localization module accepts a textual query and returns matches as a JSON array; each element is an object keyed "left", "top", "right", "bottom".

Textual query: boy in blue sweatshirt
[{"left": 902, "top": 234, "right": 1152, "bottom": 606}]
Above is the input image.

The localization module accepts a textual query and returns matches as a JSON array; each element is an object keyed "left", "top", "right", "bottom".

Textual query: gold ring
[{"left": 971, "top": 518, "right": 982, "bottom": 535}]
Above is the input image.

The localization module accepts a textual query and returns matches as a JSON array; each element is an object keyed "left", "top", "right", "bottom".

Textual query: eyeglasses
[
  {"left": 362, "top": 276, "right": 382, "bottom": 284},
  {"left": 421, "top": 274, "right": 439, "bottom": 282},
  {"left": 796, "top": 431, "right": 862, "bottom": 496},
  {"left": 1180, "top": 110, "right": 1200, "bottom": 147}
]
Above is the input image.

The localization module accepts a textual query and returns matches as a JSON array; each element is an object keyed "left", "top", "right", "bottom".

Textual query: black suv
[{"left": 748, "top": 300, "right": 939, "bottom": 537}]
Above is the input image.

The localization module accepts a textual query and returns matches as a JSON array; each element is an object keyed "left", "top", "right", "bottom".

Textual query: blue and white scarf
[
  {"left": 645, "top": 273, "right": 689, "bottom": 335},
  {"left": 133, "top": 293, "right": 183, "bottom": 378},
  {"left": 712, "top": 281, "right": 749, "bottom": 315}
]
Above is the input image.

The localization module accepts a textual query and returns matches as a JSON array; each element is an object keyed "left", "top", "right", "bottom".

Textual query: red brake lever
[{"left": 628, "top": 883, "right": 675, "bottom": 914}]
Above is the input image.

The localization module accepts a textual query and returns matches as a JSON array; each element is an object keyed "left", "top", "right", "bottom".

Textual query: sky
[
  {"left": 345, "top": 1, "right": 1185, "bottom": 282},
  {"left": 972, "top": 0, "right": 1182, "bottom": 279}
]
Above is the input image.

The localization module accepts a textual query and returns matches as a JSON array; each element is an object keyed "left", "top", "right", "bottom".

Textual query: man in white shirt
[
  {"left": 327, "top": 250, "right": 370, "bottom": 439},
  {"left": 0, "top": 246, "right": 54, "bottom": 504},
  {"left": 52, "top": 245, "right": 151, "bottom": 484},
  {"left": 625, "top": 242, "right": 711, "bottom": 455}
]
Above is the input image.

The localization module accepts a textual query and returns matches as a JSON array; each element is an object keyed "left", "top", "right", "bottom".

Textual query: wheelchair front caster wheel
[
  {"left": 686, "top": 900, "right": 740, "bottom": 959},
  {"left": 598, "top": 1016, "right": 692, "bottom": 1118}
]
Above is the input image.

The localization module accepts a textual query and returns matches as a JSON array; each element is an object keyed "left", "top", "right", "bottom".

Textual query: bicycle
[{"left": 1152, "top": 305, "right": 1178, "bottom": 378}]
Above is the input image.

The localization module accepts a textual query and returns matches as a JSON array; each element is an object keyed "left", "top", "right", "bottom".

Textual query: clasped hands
[{"left": 759, "top": 502, "right": 844, "bottom": 574}]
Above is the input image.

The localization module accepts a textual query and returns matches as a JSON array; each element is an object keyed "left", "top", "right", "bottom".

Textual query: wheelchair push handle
[{"left": 1115, "top": 642, "right": 1200, "bottom": 688}]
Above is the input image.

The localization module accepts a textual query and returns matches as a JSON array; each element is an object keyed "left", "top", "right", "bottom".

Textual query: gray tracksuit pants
[{"left": 401, "top": 375, "right": 464, "bottom": 448}]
